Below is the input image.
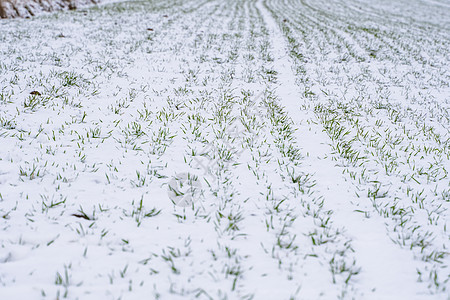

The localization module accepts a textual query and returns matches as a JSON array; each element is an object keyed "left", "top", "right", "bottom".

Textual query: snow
[
  {"left": 0, "top": 0, "right": 107, "bottom": 18},
  {"left": 0, "top": 0, "right": 449, "bottom": 299}
]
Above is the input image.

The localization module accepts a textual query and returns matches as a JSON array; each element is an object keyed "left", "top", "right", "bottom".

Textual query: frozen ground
[
  {"left": 0, "top": 0, "right": 449, "bottom": 299},
  {"left": 0, "top": 0, "right": 111, "bottom": 19}
]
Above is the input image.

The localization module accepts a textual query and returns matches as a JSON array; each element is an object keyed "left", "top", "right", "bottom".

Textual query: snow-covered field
[
  {"left": 0, "top": 0, "right": 449, "bottom": 299},
  {"left": 0, "top": 0, "right": 103, "bottom": 19}
]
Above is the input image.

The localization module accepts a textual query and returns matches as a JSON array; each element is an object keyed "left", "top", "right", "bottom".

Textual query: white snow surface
[{"left": 0, "top": 0, "right": 449, "bottom": 299}]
